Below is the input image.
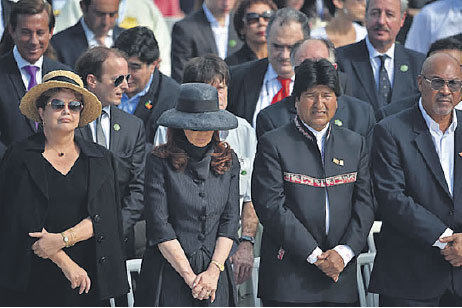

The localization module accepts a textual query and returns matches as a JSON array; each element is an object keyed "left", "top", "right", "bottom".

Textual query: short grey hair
[
  {"left": 266, "top": 7, "right": 310, "bottom": 39},
  {"left": 290, "top": 38, "right": 336, "bottom": 66},
  {"left": 366, "top": 0, "right": 408, "bottom": 16}
]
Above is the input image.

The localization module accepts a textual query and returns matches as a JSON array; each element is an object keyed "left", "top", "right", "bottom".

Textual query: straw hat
[
  {"left": 157, "top": 83, "right": 237, "bottom": 131},
  {"left": 19, "top": 70, "right": 102, "bottom": 127}
]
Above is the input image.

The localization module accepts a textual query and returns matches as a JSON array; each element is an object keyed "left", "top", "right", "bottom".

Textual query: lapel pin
[
  {"left": 277, "top": 248, "right": 285, "bottom": 260},
  {"left": 334, "top": 119, "right": 343, "bottom": 127},
  {"left": 144, "top": 100, "right": 153, "bottom": 110},
  {"left": 113, "top": 123, "right": 120, "bottom": 131},
  {"left": 400, "top": 65, "right": 408, "bottom": 72},
  {"left": 229, "top": 39, "right": 237, "bottom": 48},
  {"left": 333, "top": 158, "right": 344, "bottom": 166}
]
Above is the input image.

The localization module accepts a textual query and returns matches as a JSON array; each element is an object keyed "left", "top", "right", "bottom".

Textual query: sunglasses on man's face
[
  {"left": 421, "top": 76, "right": 462, "bottom": 92},
  {"left": 244, "top": 10, "right": 274, "bottom": 25},
  {"left": 47, "top": 99, "right": 84, "bottom": 113},
  {"left": 113, "top": 74, "right": 130, "bottom": 87}
]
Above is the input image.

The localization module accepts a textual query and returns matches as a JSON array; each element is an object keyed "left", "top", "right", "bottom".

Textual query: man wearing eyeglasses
[
  {"left": 74, "top": 46, "right": 146, "bottom": 260},
  {"left": 369, "top": 53, "right": 462, "bottom": 306}
]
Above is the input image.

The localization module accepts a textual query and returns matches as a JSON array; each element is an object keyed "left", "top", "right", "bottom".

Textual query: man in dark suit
[
  {"left": 75, "top": 46, "right": 145, "bottom": 258},
  {"left": 369, "top": 53, "right": 462, "bottom": 306},
  {"left": 0, "top": 0, "right": 70, "bottom": 149},
  {"left": 336, "top": 0, "right": 425, "bottom": 112},
  {"left": 51, "top": 0, "right": 123, "bottom": 68},
  {"left": 257, "top": 38, "right": 375, "bottom": 140},
  {"left": 114, "top": 26, "right": 179, "bottom": 143},
  {"left": 376, "top": 36, "right": 462, "bottom": 121},
  {"left": 228, "top": 7, "right": 310, "bottom": 127},
  {"left": 252, "top": 59, "right": 375, "bottom": 306},
  {"left": 171, "top": 0, "right": 242, "bottom": 83}
]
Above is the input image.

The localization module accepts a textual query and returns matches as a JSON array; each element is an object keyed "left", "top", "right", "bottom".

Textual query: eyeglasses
[
  {"left": 421, "top": 76, "right": 462, "bottom": 92},
  {"left": 113, "top": 74, "right": 130, "bottom": 87},
  {"left": 47, "top": 99, "right": 84, "bottom": 113},
  {"left": 243, "top": 10, "right": 274, "bottom": 25}
]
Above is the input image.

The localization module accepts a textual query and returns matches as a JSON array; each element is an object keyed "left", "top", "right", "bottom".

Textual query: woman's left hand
[
  {"left": 29, "top": 228, "right": 64, "bottom": 259},
  {"left": 191, "top": 266, "right": 220, "bottom": 302}
]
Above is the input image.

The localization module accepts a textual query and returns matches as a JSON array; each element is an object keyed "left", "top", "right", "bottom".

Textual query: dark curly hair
[
  {"left": 234, "top": 0, "right": 278, "bottom": 41},
  {"left": 153, "top": 128, "right": 233, "bottom": 175}
]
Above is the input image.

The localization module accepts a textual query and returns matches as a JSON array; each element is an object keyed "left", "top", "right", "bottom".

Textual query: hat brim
[
  {"left": 20, "top": 81, "right": 102, "bottom": 127},
  {"left": 157, "top": 109, "right": 238, "bottom": 131}
]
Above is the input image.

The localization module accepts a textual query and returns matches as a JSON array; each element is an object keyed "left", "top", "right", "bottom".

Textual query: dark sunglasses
[
  {"left": 244, "top": 10, "right": 274, "bottom": 25},
  {"left": 47, "top": 99, "right": 84, "bottom": 113},
  {"left": 422, "top": 76, "right": 462, "bottom": 92},
  {"left": 113, "top": 74, "right": 130, "bottom": 87}
]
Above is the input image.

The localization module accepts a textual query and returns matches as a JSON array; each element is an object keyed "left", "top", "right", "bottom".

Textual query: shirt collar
[
  {"left": 122, "top": 73, "right": 153, "bottom": 102},
  {"left": 264, "top": 63, "right": 295, "bottom": 83},
  {"left": 419, "top": 98, "right": 457, "bottom": 134},
  {"left": 13, "top": 45, "right": 44, "bottom": 68},
  {"left": 102, "top": 105, "right": 111, "bottom": 117},
  {"left": 80, "top": 18, "right": 113, "bottom": 45},
  {"left": 303, "top": 121, "right": 330, "bottom": 141},
  {"left": 202, "top": 2, "right": 229, "bottom": 27},
  {"left": 365, "top": 35, "right": 395, "bottom": 61}
]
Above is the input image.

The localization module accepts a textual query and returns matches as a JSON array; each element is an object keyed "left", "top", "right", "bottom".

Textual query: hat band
[
  {"left": 45, "top": 75, "right": 80, "bottom": 86},
  {"left": 176, "top": 98, "right": 218, "bottom": 113}
]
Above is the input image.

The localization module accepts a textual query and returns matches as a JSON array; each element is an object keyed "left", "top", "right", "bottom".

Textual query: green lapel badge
[
  {"left": 334, "top": 119, "right": 343, "bottom": 127},
  {"left": 113, "top": 123, "right": 121, "bottom": 131},
  {"left": 229, "top": 39, "right": 237, "bottom": 48},
  {"left": 400, "top": 65, "right": 408, "bottom": 72}
]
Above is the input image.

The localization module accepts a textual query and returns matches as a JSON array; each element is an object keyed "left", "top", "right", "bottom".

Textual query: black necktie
[{"left": 378, "top": 55, "right": 392, "bottom": 107}]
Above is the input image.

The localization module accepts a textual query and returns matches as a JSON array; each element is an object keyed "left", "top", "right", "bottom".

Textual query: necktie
[
  {"left": 96, "top": 110, "right": 108, "bottom": 148},
  {"left": 378, "top": 55, "right": 391, "bottom": 107},
  {"left": 24, "top": 65, "right": 39, "bottom": 91},
  {"left": 271, "top": 77, "right": 291, "bottom": 104}
]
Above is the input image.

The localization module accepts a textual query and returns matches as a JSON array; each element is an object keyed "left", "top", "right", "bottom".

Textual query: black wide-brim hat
[{"left": 158, "top": 83, "right": 237, "bottom": 131}]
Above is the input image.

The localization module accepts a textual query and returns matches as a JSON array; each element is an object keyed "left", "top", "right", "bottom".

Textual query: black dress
[{"left": 24, "top": 155, "right": 103, "bottom": 307}]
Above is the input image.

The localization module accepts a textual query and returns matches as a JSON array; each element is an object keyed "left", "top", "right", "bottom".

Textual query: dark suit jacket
[
  {"left": 170, "top": 8, "right": 242, "bottom": 82},
  {"left": 0, "top": 51, "right": 70, "bottom": 148},
  {"left": 336, "top": 39, "right": 425, "bottom": 112},
  {"left": 75, "top": 106, "right": 146, "bottom": 237},
  {"left": 0, "top": 133, "right": 129, "bottom": 298},
  {"left": 51, "top": 20, "right": 124, "bottom": 68},
  {"left": 1, "top": 0, "right": 12, "bottom": 29},
  {"left": 375, "top": 93, "right": 420, "bottom": 121},
  {"left": 256, "top": 94, "right": 376, "bottom": 140},
  {"left": 228, "top": 58, "right": 350, "bottom": 125},
  {"left": 252, "top": 120, "right": 374, "bottom": 302},
  {"left": 132, "top": 69, "right": 179, "bottom": 143},
  {"left": 369, "top": 105, "right": 462, "bottom": 299},
  {"left": 225, "top": 42, "right": 257, "bottom": 67}
]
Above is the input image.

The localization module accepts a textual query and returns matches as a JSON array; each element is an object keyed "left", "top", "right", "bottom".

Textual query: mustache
[{"left": 373, "top": 26, "right": 390, "bottom": 32}]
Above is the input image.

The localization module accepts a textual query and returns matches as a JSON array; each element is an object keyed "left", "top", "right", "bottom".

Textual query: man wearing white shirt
[
  {"left": 336, "top": 0, "right": 425, "bottom": 112},
  {"left": 0, "top": 0, "right": 69, "bottom": 151},
  {"left": 369, "top": 53, "right": 462, "bottom": 306}
]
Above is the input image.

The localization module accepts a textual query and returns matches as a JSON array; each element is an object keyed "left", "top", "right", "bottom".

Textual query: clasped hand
[
  {"left": 29, "top": 228, "right": 64, "bottom": 259},
  {"left": 188, "top": 266, "right": 220, "bottom": 302},
  {"left": 314, "top": 249, "right": 345, "bottom": 282},
  {"left": 440, "top": 233, "right": 462, "bottom": 267}
]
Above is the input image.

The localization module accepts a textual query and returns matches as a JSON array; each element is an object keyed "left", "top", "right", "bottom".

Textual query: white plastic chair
[
  {"left": 367, "top": 221, "right": 382, "bottom": 253},
  {"left": 251, "top": 257, "right": 262, "bottom": 307},
  {"left": 110, "top": 258, "right": 142, "bottom": 307},
  {"left": 357, "top": 252, "right": 378, "bottom": 307}
]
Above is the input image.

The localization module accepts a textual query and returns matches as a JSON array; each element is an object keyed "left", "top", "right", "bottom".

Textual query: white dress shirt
[
  {"left": 13, "top": 46, "right": 44, "bottom": 89},
  {"left": 252, "top": 63, "right": 294, "bottom": 127},
  {"left": 365, "top": 36, "right": 395, "bottom": 91},
  {"left": 419, "top": 99, "right": 457, "bottom": 249},
  {"left": 90, "top": 105, "right": 111, "bottom": 148},
  {"left": 301, "top": 122, "right": 354, "bottom": 266},
  {"left": 202, "top": 3, "right": 229, "bottom": 60},
  {"left": 405, "top": 0, "right": 462, "bottom": 54},
  {"left": 81, "top": 18, "right": 114, "bottom": 48}
]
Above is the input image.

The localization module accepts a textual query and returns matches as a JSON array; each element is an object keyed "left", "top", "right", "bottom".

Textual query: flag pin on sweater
[{"left": 333, "top": 158, "right": 344, "bottom": 166}]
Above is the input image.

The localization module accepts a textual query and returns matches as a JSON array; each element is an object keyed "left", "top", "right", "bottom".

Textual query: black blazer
[
  {"left": 336, "top": 39, "right": 425, "bottom": 111},
  {"left": 51, "top": 20, "right": 124, "bottom": 68},
  {"left": 132, "top": 69, "right": 179, "bottom": 143},
  {"left": 0, "top": 51, "right": 71, "bottom": 148},
  {"left": 375, "top": 93, "right": 420, "bottom": 121},
  {"left": 0, "top": 133, "right": 129, "bottom": 299},
  {"left": 75, "top": 106, "right": 146, "bottom": 237},
  {"left": 1, "top": 0, "right": 12, "bottom": 30},
  {"left": 369, "top": 105, "right": 462, "bottom": 299},
  {"left": 225, "top": 43, "right": 257, "bottom": 67},
  {"left": 171, "top": 8, "right": 242, "bottom": 82},
  {"left": 228, "top": 58, "right": 351, "bottom": 125},
  {"left": 252, "top": 120, "right": 374, "bottom": 303},
  {"left": 256, "top": 94, "right": 376, "bottom": 140}
]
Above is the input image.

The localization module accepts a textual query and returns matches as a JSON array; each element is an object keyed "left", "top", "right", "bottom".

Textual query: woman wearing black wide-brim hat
[{"left": 136, "top": 83, "right": 239, "bottom": 306}]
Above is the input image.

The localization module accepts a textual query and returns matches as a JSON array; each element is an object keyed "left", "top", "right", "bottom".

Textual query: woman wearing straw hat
[
  {"left": 0, "top": 70, "right": 128, "bottom": 306},
  {"left": 136, "top": 83, "right": 239, "bottom": 306}
]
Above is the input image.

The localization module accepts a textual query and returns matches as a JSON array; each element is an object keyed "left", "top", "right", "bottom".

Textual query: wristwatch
[
  {"left": 61, "top": 232, "right": 70, "bottom": 248},
  {"left": 239, "top": 235, "right": 255, "bottom": 245},
  {"left": 210, "top": 260, "right": 224, "bottom": 272}
]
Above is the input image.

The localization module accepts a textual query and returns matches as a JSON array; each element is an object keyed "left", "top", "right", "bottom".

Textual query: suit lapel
[
  {"left": 351, "top": 41, "right": 379, "bottom": 110},
  {"left": 22, "top": 135, "right": 49, "bottom": 200},
  {"left": 198, "top": 8, "right": 218, "bottom": 54},
  {"left": 453, "top": 115, "right": 462, "bottom": 202},
  {"left": 391, "top": 45, "right": 413, "bottom": 102},
  {"left": 109, "top": 106, "right": 121, "bottom": 151},
  {"left": 413, "top": 106, "right": 451, "bottom": 197},
  {"left": 244, "top": 59, "right": 268, "bottom": 122},
  {"left": 75, "top": 125, "right": 93, "bottom": 141},
  {"left": 133, "top": 70, "right": 160, "bottom": 123}
]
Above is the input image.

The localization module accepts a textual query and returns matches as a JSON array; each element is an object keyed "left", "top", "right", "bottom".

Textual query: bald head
[
  {"left": 291, "top": 39, "right": 336, "bottom": 67},
  {"left": 421, "top": 53, "right": 461, "bottom": 77}
]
